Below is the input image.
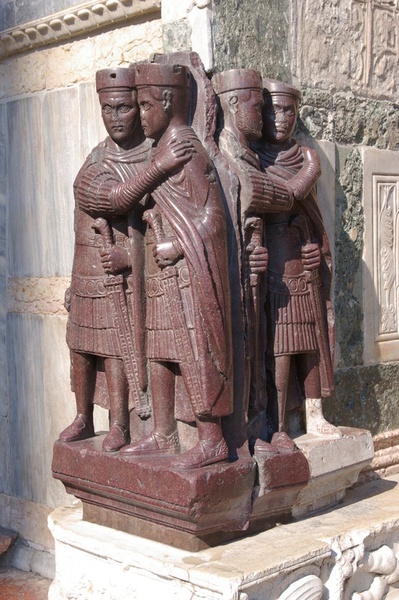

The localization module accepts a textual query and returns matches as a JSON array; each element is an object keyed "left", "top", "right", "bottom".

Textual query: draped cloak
[
  {"left": 254, "top": 141, "right": 335, "bottom": 397},
  {"left": 148, "top": 126, "right": 233, "bottom": 419}
]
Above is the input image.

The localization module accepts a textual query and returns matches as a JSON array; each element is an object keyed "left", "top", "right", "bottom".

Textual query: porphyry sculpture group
[{"left": 52, "top": 53, "right": 372, "bottom": 549}]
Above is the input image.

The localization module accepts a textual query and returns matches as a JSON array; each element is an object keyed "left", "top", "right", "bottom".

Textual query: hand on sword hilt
[
  {"left": 92, "top": 217, "right": 130, "bottom": 274},
  {"left": 92, "top": 217, "right": 113, "bottom": 249},
  {"left": 143, "top": 210, "right": 182, "bottom": 268},
  {"left": 245, "top": 216, "right": 267, "bottom": 282}
]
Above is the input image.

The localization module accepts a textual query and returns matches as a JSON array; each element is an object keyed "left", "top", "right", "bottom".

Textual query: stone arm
[
  {"left": 242, "top": 167, "right": 294, "bottom": 216},
  {"left": 267, "top": 146, "right": 321, "bottom": 203},
  {"left": 75, "top": 139, "right": 195, "bottom": 217},
  {"left": 74, "top": 160, "right": 166, "bottom": 217}
]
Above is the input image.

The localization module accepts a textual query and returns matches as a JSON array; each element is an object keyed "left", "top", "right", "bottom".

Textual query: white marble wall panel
[
  {"left": 0, "top": 103, "right": 9, "bottom": 492},
  {"left": 8, "top": 96, "right": 46, "bottom": 276},
  {"left": 7, "top": 313, "right": 74, "bottom": 506},
  {"left": 42, "top": 86, "right": 82, "bottom": 276},
  {"left": 363, "top": 147, "right": 399, "bottom": 364},
  {"left": 77, "top": 81, "right": 105, "bottom": 161}
]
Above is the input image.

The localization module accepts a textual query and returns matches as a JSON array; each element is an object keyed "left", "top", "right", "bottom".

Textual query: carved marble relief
[
  {"left": 292, "top": 0, "right": 399, "bottom": 98},
  {"left": 374, "top": 178, "right": 399, "bottom": 339},
  {"left": 363, "top": 148, "right": 399, "bottom": 364}
]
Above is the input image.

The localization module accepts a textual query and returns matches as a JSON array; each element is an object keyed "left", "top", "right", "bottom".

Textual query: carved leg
[
  {"left": 298, "top": 353, "right": 341, "bottom": 437},
  {"left": 121, "top": 361, "right": 179, "bottom": 456},
  {"left": 274, "top": 354, "right": 291, "bottom": 432},
  {"left": 59, "top": 351, "right": 95, "bottom": 442},
  {"left": 305, "top": 398, "right": 342, "bottom": 437},
  {"left": 102, "top": 358, "right": 130, "bottom": 452}
]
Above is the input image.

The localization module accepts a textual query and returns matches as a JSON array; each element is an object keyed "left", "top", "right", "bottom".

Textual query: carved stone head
[
  {"left": 95, "top": 67, "right": 140, "bottom": 149},
  {"left": 213, "top": 68, "right": 264, "bottom": 144},
  {"left": 262, "top": 79, "right": 301, "bottom": 146},
  {"left": 135, "top": 63, "right": 191, "bottom": 142}
]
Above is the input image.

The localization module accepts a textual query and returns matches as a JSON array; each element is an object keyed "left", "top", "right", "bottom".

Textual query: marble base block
[
  {"left": 52, "top": 435, "right": 256, "bottom": 551},
  {"left": 48, "top": 474, "right": 399, "bottom": 600},
  {"left": 293, "top": 426, "right": 374, "bottom": 517}
]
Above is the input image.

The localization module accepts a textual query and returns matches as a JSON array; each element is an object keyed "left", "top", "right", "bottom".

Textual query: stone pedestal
[
  {"left": 52, "top": 435, "right": 256, "bottom": 551},
  {"left": 48, "top": 473, "right": 399, "bottom": 600},
  {"left": 52, "top": 427, "right": 373, "bottom": 550}
]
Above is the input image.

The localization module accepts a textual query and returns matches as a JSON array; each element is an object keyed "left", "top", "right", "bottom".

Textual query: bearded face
[{"left": 234, "top": 89, "right": 264, "bottom": 143}]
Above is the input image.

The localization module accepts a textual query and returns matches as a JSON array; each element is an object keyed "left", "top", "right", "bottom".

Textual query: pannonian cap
[
  {"left": 263, "top": 78, "right": 301, "bottom": 101},
  {"left": 212, "top": 69, "right": 263, "bottom": 95},
  {"left": 96, "top": 68, "right": 136, "bottom": 93},
  {"left": 135, "top": 63, "right": 190, "bottom": 89}
]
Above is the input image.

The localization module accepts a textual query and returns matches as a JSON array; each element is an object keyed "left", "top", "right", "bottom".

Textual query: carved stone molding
[
  {"left": 0, "top": 0, "right": 161, "bottom": 59},
  {"left": 363, "top": 148, "right": 399, "bottom": 364},
  {"left": 7, "top": 277, "right": 70, "bottom": 315}
]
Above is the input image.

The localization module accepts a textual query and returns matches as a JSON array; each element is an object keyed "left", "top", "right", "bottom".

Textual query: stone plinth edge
[{"left": 0, "top": 0, "right": 161, "bottom": 59}]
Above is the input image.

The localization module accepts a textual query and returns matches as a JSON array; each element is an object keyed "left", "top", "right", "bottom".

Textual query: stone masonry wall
[
  {"left": 0, "top": 0, "right": 162, "bottom": 576},
  {"left": 210, "top": 0, "right": 399, "bottom": 437}
]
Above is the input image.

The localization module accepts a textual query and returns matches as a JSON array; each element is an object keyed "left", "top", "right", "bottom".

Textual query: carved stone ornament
[
  {"left": 52, "top": 51, "right": 373, "bottom": 550},
  {"left": 0, "top": 0, "right": 161, "bottom": 59}
]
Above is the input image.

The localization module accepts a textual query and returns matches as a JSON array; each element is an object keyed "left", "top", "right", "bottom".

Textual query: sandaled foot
[
  {"left": 307, "top": 419, "right": 342, "bottom": 437},
  {"left": 102, "top": 423, "right": 129, "bottom": 452},
  {"left": 173, "top": 439, "right": 229, "bottom": 470},
  {"left": 120, "top": 430, "right": 180, "bottom": 456},
  {"left": 59, "top": 414, "right": 95, "bottom": 443}
]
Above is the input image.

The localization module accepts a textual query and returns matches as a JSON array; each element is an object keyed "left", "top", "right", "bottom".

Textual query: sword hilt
[
  {"left": 245, "top": 215, "right": 263, "bottom": 287},
  {"left": 143, "top": 209, "right": 165, "bottom": 244},
  {"left": 92, "top": 217, "right": 113, "bottom": 249}
]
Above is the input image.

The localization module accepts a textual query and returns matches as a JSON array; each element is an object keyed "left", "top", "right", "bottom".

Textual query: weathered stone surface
[
  {"left": 162, "top": 19, "right": 192, "bottom": 55},
  {"left": 325, "top": 363, "right": 399, "bottom": 436},
  {"left": 7, "top": 277, "right": 69, "bottom": 315},
  {"left": 298, "top": 89, "right": 399, "bottom": 150},
  {"left": 292, "top": 0, "right": 399, "bottom": 102},
  {"left": 7, "top": 96, "right": 46, "bottom": 276},
  {"left": 212, "top": 0, "right": 290, "bottom": 80},
  {"left": 0, "top": 527, "right": 17, "bottom": 557},
  {"left": 334, "top": 147, "right": 364, "bottom": 368}
]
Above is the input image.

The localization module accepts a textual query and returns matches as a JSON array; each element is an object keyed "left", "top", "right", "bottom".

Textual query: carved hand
[
  {"left": 155, "top": 139, "right": 195, "bottom": 174},
  {"left": 248, "top": 244, "right": 268, "bottom": 274},
  {"left": 153, "top": 240, "right": 182, "bottom": 268},
  {"left": 100, "top": 246, "right": 131, "bottom": 274},
  {"left": 301, "top": 242, "right": 321, "bottom": 270}
]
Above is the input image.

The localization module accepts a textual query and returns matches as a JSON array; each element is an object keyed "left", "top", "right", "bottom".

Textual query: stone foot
[
  {"left": 120, "top": 431, "right": 180, "bottom": 456},
  {"left": 173, "top": 439, "right": 229, "bottom": 470},
  {"left": 253, "top": 439, "right": 278, "bottom": 458},
  {"left": 306, "top": 398, "right": 342, "bottom": 438},
  {"left": 102, "top": 424, "right": 129, "bottom": 453},
  {"left": 271, "top": 431, "right": 298, "bottom": 452},
  {"left": 59, "top": 414, "right": 95, "bottom": 443}
]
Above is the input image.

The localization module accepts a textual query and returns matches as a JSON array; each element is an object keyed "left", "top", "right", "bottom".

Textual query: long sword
[
  {"left": 92, "top": 217, "right": 151, "bottom": 418},
  {"left": 143, "top": 209, "right": 211, "bottom": 417}
]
